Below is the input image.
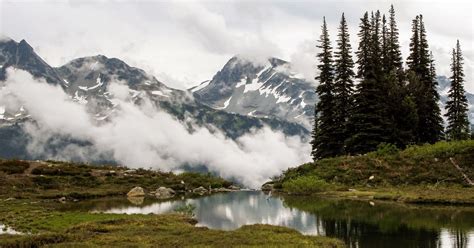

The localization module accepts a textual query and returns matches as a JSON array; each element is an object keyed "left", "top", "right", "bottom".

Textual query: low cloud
[{"left": 0, "top": 69, "right": 310, "bottom": 187}]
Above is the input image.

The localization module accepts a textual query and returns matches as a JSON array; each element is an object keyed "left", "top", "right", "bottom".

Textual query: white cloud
[
  {"left": 0, "top": 69, "right": 310, "bottom": 188},
  {"left": 0, "top": 1, "right": 472, "bottom": 90}
]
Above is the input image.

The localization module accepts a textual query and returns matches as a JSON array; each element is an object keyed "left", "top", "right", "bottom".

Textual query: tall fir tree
[
  {"left": 387, "top": 5, "right": 404, "bottom": 79},
  {"left": 445, "top": 41, "right": 470, "bottom": 140},
  {"left": 406, "top": 15, "right": 443, "bottom": 144},
  {"left": 381, "top": 14, "right": 390, "bottom": 73},
  {"left": 384, "top": 6, "right": 417, "bottom": 147},
  {"left": 332, "top": 13, "right": 355, "bottom": 155},
  {"left": 407, "top": 16, "right": 420, "bottom": 73},
  {"left": 311, "top": 17, "right": 337, "bottom": 160},
  {"left": 346, "top": 11, "right": 390, "bottom": 154}
]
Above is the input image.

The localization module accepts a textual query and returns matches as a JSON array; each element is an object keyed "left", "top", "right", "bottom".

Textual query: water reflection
[{"left": 73, "top": 191, "right": 474, "bottom": 248}]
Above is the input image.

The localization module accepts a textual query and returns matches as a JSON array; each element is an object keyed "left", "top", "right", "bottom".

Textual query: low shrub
[
  {"left": 32, "top": 176, "right": 60, "bottom": 189},
  {"left": 369, "top": 143, "right": 400, "bottom": 157},
  {"left": 0, "top": 160, "right": 30, "bottom": 174},
  {"left": 31, "top": 165, "right": 90, "bottom": 176},
  {"left": 282, "top": 175, "right": 330, "bottom": 194}
]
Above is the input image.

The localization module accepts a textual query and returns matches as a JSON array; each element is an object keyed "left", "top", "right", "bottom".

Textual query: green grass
[
  {"left": 0, "top": 200, "right": 343, "bottom": 247},
  {"left": 277, "top": 140, "right": 474, "bottom": 203},
  {"left": 0, "top": 160, "right": 234, "bottom": 199}
]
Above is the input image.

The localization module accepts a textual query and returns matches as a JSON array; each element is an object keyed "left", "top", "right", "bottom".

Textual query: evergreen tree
[
  {"left": 407, "top": 16, "right": 420, "bottom": 72},
  {"left": 387, "top": 5, "right": 404, "bottom": 79},
  {"left": 312, "top": 17, "right": 337, "bottom": 160},
  {"left": 346, "top": 11, "right": 390, "bottom": 154},
  {"left": 381, "top": 14, "right": 390, "bottom": 73},
  {"left": 406, "top": 15, "right": 443, "bottom": 144},
  {"left": 384, "top": 6, "right": 416, "bottom": 147},
  {"left": 445, "top": 41, "right": 470, "bottom": 140},
  {"left": 332, "top": 13, "right": 355, "bottom": 155}
]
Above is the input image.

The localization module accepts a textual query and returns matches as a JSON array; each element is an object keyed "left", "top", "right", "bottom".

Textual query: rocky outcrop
[
  {"left": 127, "top": 186, "right": 145, "bottom": 197},
  {"left": 155, "top": 187, "right": 175, "bottom": 199},
  {"left": 193, "top": 186, "right": 208, "bottom": 195}
]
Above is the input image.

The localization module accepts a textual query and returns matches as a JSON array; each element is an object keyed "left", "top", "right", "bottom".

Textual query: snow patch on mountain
[
  {"left": 192, "top": 56, "right": 317, "bottom": 131},
  {"left": 190, "top": 80, "right": 210, "bottom": 92}
]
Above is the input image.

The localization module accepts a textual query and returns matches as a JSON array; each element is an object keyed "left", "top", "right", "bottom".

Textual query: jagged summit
[
  {"left": 0, "top": 38, "right": 62, "bottom": 84},
  {"left": 192, "top": 55, "right": 317, "bottom": 130}
]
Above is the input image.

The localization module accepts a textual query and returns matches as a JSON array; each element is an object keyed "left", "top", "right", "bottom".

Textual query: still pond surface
[{"left": 64, "top": 191, "right": 474, "bottom": 248}]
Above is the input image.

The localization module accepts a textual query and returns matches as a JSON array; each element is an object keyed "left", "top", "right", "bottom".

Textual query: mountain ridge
[{"left": 0, "top": 38, "right": 309, "bottom": 161}]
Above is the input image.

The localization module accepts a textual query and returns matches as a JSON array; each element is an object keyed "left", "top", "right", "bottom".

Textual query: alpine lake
[{"left": 55, "top": 191, "right": 474, "bottom": 248}]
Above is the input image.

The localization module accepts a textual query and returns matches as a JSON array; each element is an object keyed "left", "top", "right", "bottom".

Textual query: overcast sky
[{"left": 1, "top": 0, "right": 473, "bottom": 92}]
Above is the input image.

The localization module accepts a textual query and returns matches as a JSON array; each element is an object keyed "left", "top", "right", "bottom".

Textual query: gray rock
[
  {"left": 193, "top": 186, "right": 208, "bottom": 195},
  {"left": 155, "top": 187, "right": 175, "bottom": 199},
  {"left": 127, "top": 186, "right": 145, "bottom": 197}
]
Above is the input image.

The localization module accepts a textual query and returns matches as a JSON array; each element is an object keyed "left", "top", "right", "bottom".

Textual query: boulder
[
  {"left": 193, "top": 186, "right": 208, "bottom": 195},
  {"left": 127, "top": 186, "right": 145, "bottom": 197},
  {"left": 155, "top": 187, "right": 175, "bottom": 199}
]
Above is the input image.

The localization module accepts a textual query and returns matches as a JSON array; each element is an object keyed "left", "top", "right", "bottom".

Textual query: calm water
[{"left": 64, "top": 191, "right": 474, "bottom": 248}]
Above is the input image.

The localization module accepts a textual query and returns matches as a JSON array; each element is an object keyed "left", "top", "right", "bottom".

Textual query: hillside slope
[{"left": 271, "top": 140, "right": 474, "bottom": 204}]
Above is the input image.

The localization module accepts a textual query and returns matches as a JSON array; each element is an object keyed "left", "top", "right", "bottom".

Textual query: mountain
[
  {"left": 1, "top": 38, "right": 473, "bottom": 161},
  {"left": 0, "top": 38, "right": 63, "bottom": 85},
  {"left": 0, "top": 38, "right": 308, "bottom": 160},
  {"left": 192, "top": 57, "right": 474, "bottom": 132},
  {"left": 191, "top": 56, "right": 317, "bottom": 130}
]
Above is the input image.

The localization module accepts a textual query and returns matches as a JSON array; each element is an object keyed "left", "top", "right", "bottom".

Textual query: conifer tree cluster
[{"left": 311, "top": 5, "right": 471, "bottom": 160}]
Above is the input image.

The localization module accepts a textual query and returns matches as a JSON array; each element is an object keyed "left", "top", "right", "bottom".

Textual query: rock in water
[
  {"left": 155, "top": 187, "right": 175, "bottom": 199},
  {"left": 127, "top": 186, "right": 145, "bottom": 197},
  {"left": 193, "top": 186, "right": 208, "bottom": 195}
]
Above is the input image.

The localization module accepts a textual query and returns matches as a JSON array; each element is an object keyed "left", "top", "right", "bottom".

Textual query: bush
[
  {"left": 174, "top": 204, "right": 196, "bottom": 217},
  {"left": 32, "top": 176, "right": 60, "bottom": 189},
  {"left": 282, "top": 175, "right": 330, "bottom": 194},
  {"left": 369, "top": 143, "right": 400, "bottom": 157},
  {"left": 31, "top": 165, "right": 90, "bottom": 176},
  {"left": 0, "top": 160, "right": 29, "bottom": 174}
]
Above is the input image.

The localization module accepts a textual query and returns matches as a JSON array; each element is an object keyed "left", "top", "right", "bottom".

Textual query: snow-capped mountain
[
  {"left": 192, "top": 56, "right": 317, "bottom": 131},
  {"left": 56, "top": 55, "right": 192, "bottom": 121},
  {"left": 0, "top": 38, "right": 308, "bottom": 160},
  {"left": 0, "top": 38, "right": 59, "bottom": 123}
]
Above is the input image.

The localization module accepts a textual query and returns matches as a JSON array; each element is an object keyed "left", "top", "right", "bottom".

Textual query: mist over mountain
[
  {"left": 0, "top": 37, "right": 473, "bottom": 185},
  {"left": 0, "top": 38, "right": 310, "bottom": 186}
]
